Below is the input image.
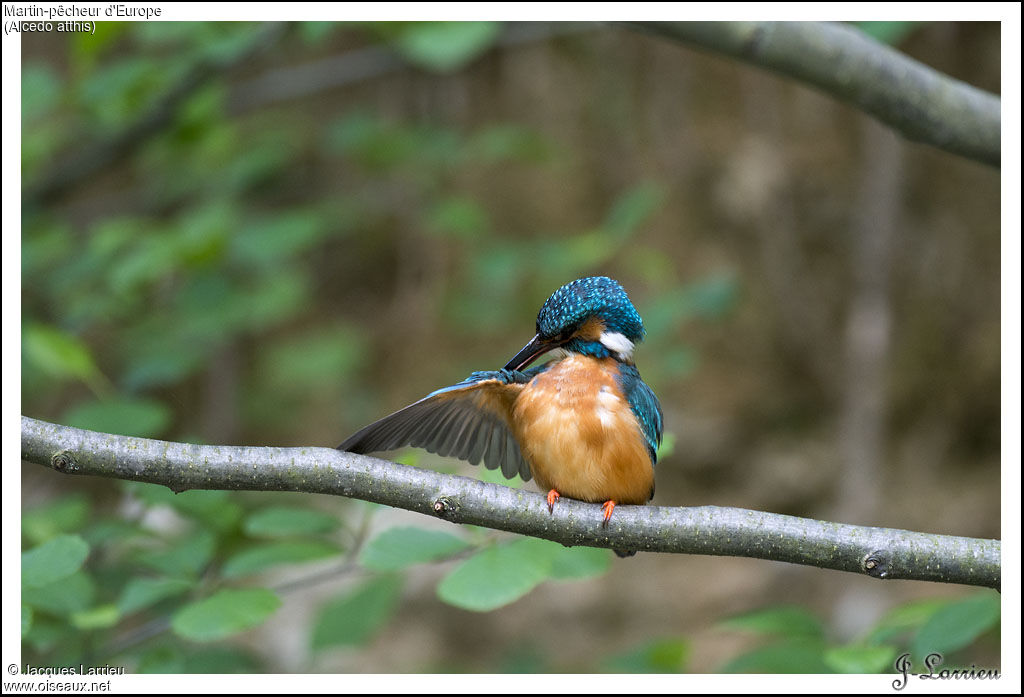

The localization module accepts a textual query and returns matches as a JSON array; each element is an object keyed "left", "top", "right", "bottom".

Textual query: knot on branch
[
  {"left": 862, "top": 550, "right": 891, "bottom": 579},
  {"left": 432, "top": 496, "right": 460, "bottom": 518},
  {"left": 51, "top": 450, "right": 80, "bottom": 473}
]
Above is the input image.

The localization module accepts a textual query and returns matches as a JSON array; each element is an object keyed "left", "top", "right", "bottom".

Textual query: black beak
[{"left": 503, "top": 334, "right": 562, "bottom": 371}]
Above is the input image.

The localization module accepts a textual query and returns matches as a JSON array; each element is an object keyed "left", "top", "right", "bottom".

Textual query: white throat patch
[{"left": 599, "top": 331, "right": 635, "bottom": 361}]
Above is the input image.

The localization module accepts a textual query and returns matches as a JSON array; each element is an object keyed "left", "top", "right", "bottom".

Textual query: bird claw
[
  {"left": 601, "top": 500, "right": 616, "bottom": 525},
  {"left": 546, "top": 489, "right": 561, "bottom": 514}
]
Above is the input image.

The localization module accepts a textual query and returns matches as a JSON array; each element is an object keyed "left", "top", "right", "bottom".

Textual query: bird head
[{"left": 504, "top": 276, "right": 645, "bottom": 370}]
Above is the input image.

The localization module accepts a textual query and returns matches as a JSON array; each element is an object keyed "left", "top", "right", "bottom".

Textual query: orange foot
[
  {"left": 601, "top": 500, "right": 617, "bottom": 524},
  {"left": 546, "top": 489, "right": 561, "bottom": 514}
]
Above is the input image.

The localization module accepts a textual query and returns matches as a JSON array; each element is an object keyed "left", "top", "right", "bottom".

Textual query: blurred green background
[{"left": 20, "top": 21, "right": 1000, "bottom": 673}]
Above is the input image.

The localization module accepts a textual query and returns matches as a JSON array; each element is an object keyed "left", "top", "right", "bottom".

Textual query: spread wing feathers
[
  {"left": 338, "top": 370, "right": 541, "bottom": 481},
  {"left": 616, "top": 364, "right": 664, "bottom": 464}
]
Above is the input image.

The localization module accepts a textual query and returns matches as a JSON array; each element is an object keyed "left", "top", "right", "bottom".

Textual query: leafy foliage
[
  {"left": 437, "top": 538, "right": 560, "bottom": 612},
  {"left": 359, "top": 526, "right": 470, "bottom": 571},
  {"left": 20, "top": 487, "right": 344, "bottom": 669},
  {"left": 854, "top": 22, "right": 922, "bottom": 46},
  {"left": 603, "top": 638, "right": 690, "bottom": 673},
  {"left": 22, "top": 535, "right": 90, "bottom": 588},
  {"left": 243, "top": 506, "right": 341, "bottom": 538},
  {"left": 436, "top": 537, "right": 612, "bottom": 611},
  {"left": 388, "top": 22, "right": 502, "bottom": 72},
  {"left": 172, "top": 588, "right": 282, "bottom": 642},
  {"left": 18, "top": 484, "right": 620, "bottom": 671},
  {"left": 222, "top": 541, "right": 342, "bottom": 578},
  {"left": 718, "top": 595, "right": 1000, "bottom": 673},
  {"left": 311, "top": 576, "right": 404, "bottom": 650}
]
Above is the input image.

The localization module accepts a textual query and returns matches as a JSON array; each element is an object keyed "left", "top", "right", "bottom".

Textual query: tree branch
[
  {"left": 21, "top": 416, "right": 1000, "bottom": 590},
  {"left": 624, "top": 21, "right": 1000, "bottom": 167},
  {"left": 229, "top": 21, "right": 594, "bottom": 113}
]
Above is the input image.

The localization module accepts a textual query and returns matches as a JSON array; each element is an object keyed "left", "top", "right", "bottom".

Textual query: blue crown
[{"left": 536, "top": 276, "right": 645, "bottom": 342}]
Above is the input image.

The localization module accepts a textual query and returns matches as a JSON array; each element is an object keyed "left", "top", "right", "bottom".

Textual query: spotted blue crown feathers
[{"left": 536, "top": 276, "right": 646, "bottom": 359}]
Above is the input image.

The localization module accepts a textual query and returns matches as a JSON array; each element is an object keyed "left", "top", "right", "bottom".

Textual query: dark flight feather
[{"left": 338, "top": 368, "right": 547, "bottom": 481}]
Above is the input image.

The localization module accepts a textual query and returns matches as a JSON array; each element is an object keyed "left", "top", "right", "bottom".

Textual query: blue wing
[
  {"left": 615, "top": 364, "right": 663, "bottom": 463},
  {"left": 338, "top": 367, "right": 547, "bottom": 481}
]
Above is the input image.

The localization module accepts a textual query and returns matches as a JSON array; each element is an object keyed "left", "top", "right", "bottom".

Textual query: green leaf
[
  {"left": 81, "top": 518, "right": 143, "bottom": 546},
  {"left": 62, "top": 397, "right": 172, "bottom": 438},
  {"left": 360, "top": 527, "right": 470, "bottom": 571},
  {"left": 22, "top": 534, "right": 90, "bottom": 588},
  {"left": 655, "top": 432, "right": 676, "bottom": 460},
  {"left": 22, "top": 63, "right": 61, "bottom": 121},
  {"left": 855, "top": 22, "right": 921, "bottom": 45},
  {"left": 106, "top": 229, "right": 182, "bottom": 297},
  {"left": 824, "top": 644, "right": 899, "bottom": 673},
  {"left": 911, "top": 593, "right": 1000, "bottom": 658},
  {"left": 238, "top": 269, "right": 310, "bottom": 331},
  {"left": 136, "top": 646, "right": 185, "bottom": 674},
  {"left": 426, "top": 196, "right": 491, "bottom": 239},
  {"left": 77, "top": 55, "right": 170, "bottom": 129},
  {"left": 393, "top": 451, "right": 422, "bottom": 468},
  {"left": 476, "top": 465, "right": 524, "bottom": 488},
  {"left": 232, "top": 211, "right": 329, "bottom": 268},
  {"left": 243, "top": 506, "right": 341, "bottom": 538},
  {"left": 197, "top": 24, "right": 266, "bottom": 63},
  {"left": 222, "top": 134, "right": 291, "bottom": 194},
  {"left": 497, "top": 646, "right": 548, "bottom": 673},
  {"left": 23, "top": 615, "right": 77, "bottom": 654},
  {"left": 22, "top": 221, "right": 73, "bottom": 279},
  {"left": 118, "top": 577, "right": 194, "bottom": 614},
  {"left": 121, "top": 340, "right": 205, "bottom": 390},
  {"left": 222, "top": 540, "right": 342, "bottom": 578},
  {"left": 312, "top": 575, "right": 403, "bottom": 650},
  {"left": 721, "top": 640, "right": 832, "bottom": 673},
  {"left": 71, "top": 604, "right": 121, "bottom": 630},
  {"left": 603, "top": 182, "right": 665, "bottom": 239},
  {"left": 71, "top": 21, "right": 128, "bottom": 69},
  {"left": 137, "top": 643, "right": 261, "bottom": 673},
  {"left": 392, "top": 22, "right": 501, "bottom": 73},
  {"left": 535, "top": 232, "right": 617, "bottom": 276},
  {"left": 22, "top": 571, "right": 96, "bottom": 616},
  {"left": 548, "top": 546, "right": 612, "bottom": 580},
  {"left": 661, "top": 347, "right": 699, "bottom": 378},
  {"left": 604, "top": 638, "right": 689, "bottom": 673},
  {"left": 174, "top": 265, "right": 309, "bottom": 339},
  {"left": 258, "top": 326, "right": 368, "bottom": 390},
  {"left": 180, "top": 647, "right": 261, "bottom": 674},
  {"left": 866, "top": 598, "right": 956, "bottom": 645},
  {"left": 136, "top": 529, "right": 216, "bottom": 578},
  {"left": 22, "top": 325, "right": 100, "bottom": 382},
  {"left": 469, "top": 124, "right": 549, "bottom": 163},
  {"left": 22, "top": 606, "right": 33, "bottom": 638},
  {"left": 129, "top": 486, "right": 242, "bottom": 531},
  {"left": 172, "top": 588, "right": 281, "bottom": 642},
  {"left": 21, "top": 495, "right": 91, "bottom": 546},
  {"left": 684, "top": 273, "right": 739, "bottom": 319},
  {"left": 326, "top": 112, "right": 460, "bottom": 171},
  {"left": 437, "top": 537, "right": 558, "bottom": 611},
  {"left": 298, "top": 21, "right": 336, "bottom": 45},
  {"left": 643, "top": 274, "right": 739, "bottom": 336},
  {"left": 718, "top": 605, "right": 825, "bottom": 641}
]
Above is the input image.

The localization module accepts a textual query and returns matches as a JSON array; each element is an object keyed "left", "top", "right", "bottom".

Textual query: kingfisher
[{"left": 338, "top": 276, "right": 663, "bottom": 556}]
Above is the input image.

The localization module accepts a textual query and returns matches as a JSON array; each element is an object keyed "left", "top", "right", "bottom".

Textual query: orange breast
[{"left": 511, "top": 354, "right": 655, "bottom": 504}]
